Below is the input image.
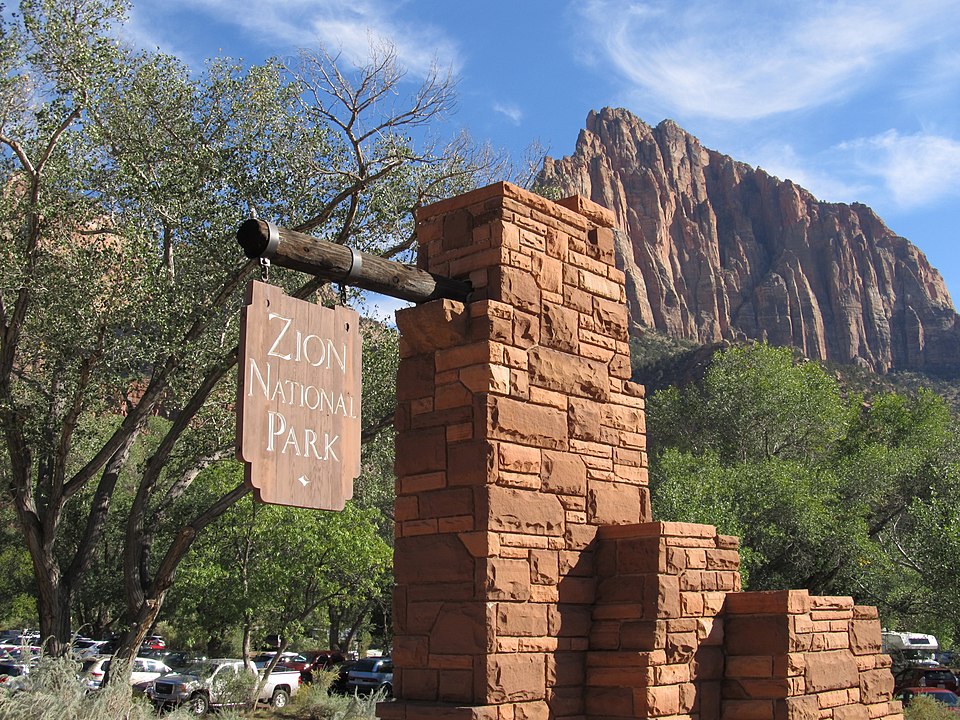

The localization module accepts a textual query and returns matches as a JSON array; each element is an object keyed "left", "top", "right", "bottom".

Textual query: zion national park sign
[{"left": 237, "top": 280, "right": 361, "bottom": 510}]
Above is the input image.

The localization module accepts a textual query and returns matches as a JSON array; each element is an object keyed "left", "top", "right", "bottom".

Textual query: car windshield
[
  {"left": 352, "top": 658, "right": 380, "bottom": 673},
  {"left": 928, "top": 692, "right": 960, "bottom": 706},
  {"left": 181, "top": 661, "right": 220, "bottom": 676}
]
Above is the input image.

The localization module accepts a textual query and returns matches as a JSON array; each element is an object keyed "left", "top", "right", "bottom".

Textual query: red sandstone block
[
  {"left": 804, "top": 649, "right": 859, "bottom": 693},
  {"left": 811, "top": 595, "right": 855, "bottom": 609},
  {"left": 568, "top": 397, "right": 604, "bottom": 442},
  {"left": 430, "top": 602, "right": 495, "bottom": 655},
  {"left": 860, "top": 668, "right": 894, "bottom": 704},
  {"left": 458, "top": 531, "right": 499, "bottom": 558},
  {"left": 565, "top": 523, "right": 599, "bottom": 550},
  {"left": 850, "top": 620, "right": 882, "bottom": 655},
  {"left": 584, "top": 687, "right": 635, "bottom": 718},
  {"left": 482, "top": 652, "right": 547, "bottom": 704},
  {"left": 418, "top": 488, "right": 475, "bottom": 518},
  {"left": 396, "top": 496, "right": 419, "bottom": 521},
  {"left": 722, "top": 700, "right": 776, "bottom": 720},
  {"left": 498, "top": 443, "right": 542, "bottom": 474},
  {"left": 639, "top": 683, "right": 681, "bottom": 717},
  {"left": 402, "top": 668, "right": 440, "bottom": 701},
  {"left": 707, "top": 549, "right": 741, "bottom": 571},
  {"left": 724, "top": 590, "right": 811, "bottom": 615},
  {"left": 725, "top": 615, "right": 790, "bottom": 655},
  {"left": 438, "top": 515, "right": 474, "bottom": 533},
  {"left": 486, "top": 395, "right": 568, "bottom": 450},
  {"left": 540, "top": 450, "right": 587, "bottom": 496},
  {"left": 396, "top": 427, "right": 448, "bottom": 477},
  {"left": 656, "top": 663, "right": 692, "bottom": 686},
  {"left": 774, "top": 696, "right": 819, "bottom": 720},
  {"left": 620, "top": 620, "right": 666, "bottom": 651},
  {"left": 557, "top": 576, "right": 596, "bottom": 605},
  {"left": 513, "top": 310, "right": 541, "bottom": 349},
  {"left": 395, "top": 535, "right": 475, "bottom": 584},
  {"left": 693, "top": 647, "right": 725, "bottom": 681},
  {"left": 497, "top": 602, "right": 549, "bottom": 637},
  {"left": 853, "top": 605, "right": 879, "bottom": 620},
  {"left": 611, "top": 535, "right": 667, "bottom": 574},
  {"left": 486, "top": 485, "right": 565, "bottom": 536},
  {"left": 482, "top": 557, "right": 533, "bottom": 601},
  {"left": 402, "top": 519, "right": 438, "bottom": 536},
  {"left": 727, "top": 656, "right": 773, "bottom": 678},
  {"left": 529, "top": 549, "right": 559, "bottom": 585},
  {"left": 589, "top": 482, "right": 643, "bottom": 526},
  {"left": 447, "top": 441, "right": 493, "bottom": 489},
  {"left": 399, "top": 472, "right": 447, "bottom": 495},
  {"left": 592, "top": 603, "right": 646, "bottom": 621},
  {"left": 556, "top": 195, "right": 616, "bottom": 228},
  {"left": 666, "top": 631, "right": 698, "bottom": 664},
  {"left": 716, "top": 535, "right": 741, "bottom": 550},
  {"left": 549, "top": 603, "right": 593, "bottom": 637},
  {"left": 528, "top": 345, "right": 610, "bottom": 403},
  {"left": 681, "top": 591, "right": 705, "bottom": 617},
  {"left": 438, "top": 669, "right": 475, "bottom": 704},
  {"left": 586, "top": 665, "right": 645, "bottom": 687},
  {"left": 589, "top": 621, "right": 622, "bottom": 650}
]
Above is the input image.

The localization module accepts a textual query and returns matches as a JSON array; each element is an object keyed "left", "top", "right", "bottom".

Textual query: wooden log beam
[{"left": 236, "top": 219, "right": 472, "bottom": 304}]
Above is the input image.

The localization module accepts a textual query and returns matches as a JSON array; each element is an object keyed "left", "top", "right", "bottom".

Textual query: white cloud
[
  {"left": 493, "top": 102, "right": 523, "bottom": 125},
  {"left": 576, "top": 0, "right": 960, "bottom": 120},
  {"left": 743, "top": 142, "right": 868, "bottom": 204},
  {"left": 128, "top": 0, "right": 460, "bottom": 78},
  {"left": 837, "top": 130, "right": 960, "bottom": 209}
]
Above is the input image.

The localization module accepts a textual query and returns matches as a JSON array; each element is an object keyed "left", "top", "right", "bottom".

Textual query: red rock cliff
[{"left": 538, "top": 107, "right": 960, "bottom": 374}]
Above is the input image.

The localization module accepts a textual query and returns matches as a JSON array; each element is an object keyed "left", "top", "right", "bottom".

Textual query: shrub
[{"left": 904, "top": 694, "right": 959, "bottom": 720}]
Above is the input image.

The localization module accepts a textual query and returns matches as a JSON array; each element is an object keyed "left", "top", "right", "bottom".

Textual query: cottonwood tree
[
  {"left": 0, "top": 0, "right": 501, "bottom": 666},
  {"left": 648, "top": 343, "right": 960, "bottom": 638}
]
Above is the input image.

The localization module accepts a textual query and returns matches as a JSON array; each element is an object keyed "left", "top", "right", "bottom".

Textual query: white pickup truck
[{"left": 147, "top": 657, "right": 300, "bottom": 714}]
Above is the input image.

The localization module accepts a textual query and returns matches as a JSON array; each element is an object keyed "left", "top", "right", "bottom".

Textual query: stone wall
[{"left": 380, "top": 182, "right": 902, "bottom": 720}]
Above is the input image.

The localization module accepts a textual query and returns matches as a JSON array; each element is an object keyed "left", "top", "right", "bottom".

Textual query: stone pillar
[
  {"left": 586, "top": 522, "right": 741, "bottom": 720},
  {"left": 383, "top": 182, "right": 650, "bottom": 720},
  {"left": 722, "top": 591, "right": 901, "bottom": 720}
]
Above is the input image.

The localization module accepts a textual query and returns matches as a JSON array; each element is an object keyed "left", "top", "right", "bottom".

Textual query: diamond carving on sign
[{"left": 237, "top": 281, "right": 361, "bottom": 510}]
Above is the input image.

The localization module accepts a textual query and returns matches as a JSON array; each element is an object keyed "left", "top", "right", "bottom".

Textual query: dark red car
[
  {"left": 898, "top": 687, "right": 960, "bottom": 713},
  {"left": 894, "top": 666, "right": 959, "bottom": 694}
]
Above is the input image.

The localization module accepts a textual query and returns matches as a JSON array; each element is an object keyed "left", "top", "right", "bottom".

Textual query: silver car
[{"left": 346, "top": 657, "right": 393, "bottom": 696}]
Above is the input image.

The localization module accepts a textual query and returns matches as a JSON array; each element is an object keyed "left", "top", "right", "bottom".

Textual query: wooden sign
[{"left": 237, "top": 281, "right": 361, "bottom": 510}]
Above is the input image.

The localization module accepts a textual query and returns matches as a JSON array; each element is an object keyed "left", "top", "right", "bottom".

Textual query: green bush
[
  {"left": 0, "top": 656, "right": 246, "bottom": 720},
  {"left": 904, "top": 694, "right": 959, "bottom": 720},
  {"left": 289, "top": 681, "right": 385, "bottom": 720}
]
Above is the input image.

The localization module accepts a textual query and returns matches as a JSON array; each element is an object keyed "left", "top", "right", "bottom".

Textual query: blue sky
[{"left": 124, "top": 0, "right": 960, "bottom": 305}]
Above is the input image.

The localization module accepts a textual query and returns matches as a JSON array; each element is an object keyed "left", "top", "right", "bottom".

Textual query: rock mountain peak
[{"left": 538, "top": 107, "right": 960, "bottom": 375}]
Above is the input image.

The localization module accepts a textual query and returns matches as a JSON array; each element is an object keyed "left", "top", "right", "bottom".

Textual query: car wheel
[
  {"left": 188, "top": 693, "right": 209, "bottom": 715},
  {"left": 271, "top": 688, "right": 290, "bottom": 708},
  {"left": 382, "top": 683, "right": 393, "bottom": 697}
]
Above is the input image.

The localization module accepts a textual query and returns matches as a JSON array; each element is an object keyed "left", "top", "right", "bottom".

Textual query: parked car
[
  {"left": 899, "top": 687, "right": 960, "bottom": 712},
  {"left": 80, "top": 656, "right": 173, "bottom": 691},
  {"left": 330, "top": 660, "right": 356, "bottom": 694},
  {"left": 894, "top": 665, "right": 959, "bottom": 694},
  {"left": 346, "top": 657, "right": 393, "bottom": 696},
  {"left": 300, "top": 650, "right": 346, "bottom": 684},
  {"left": 252, "top": 651, "right": 310, "bottom": 672},
  {"left": 142, "top": 649, "right": 205, "bottom": 670},
  {"left": 140, "top": 635, "right": 166, "bottom": 652},
  {"left": 148, "top": 658, "right": 300, "bottom": 713},
  {"left": 0, "top": 661, "right": 30, "bottom": 692}
]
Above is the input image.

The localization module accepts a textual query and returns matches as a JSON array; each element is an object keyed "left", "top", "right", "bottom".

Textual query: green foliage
[
  {"left": 0, "top": 655, "right": 246, "bottom": 720},
  {"left": 903, "top": 694, "right": 958, "bottom": 720},
  {"left": 648, "top": 342, "right": 960, "bottom": 640},
  {"left": 0, "top": 0, "right": 495, "bottom": 654},
  {"left": 290, "top": 684, "right": 386, "bottom": 720}
]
